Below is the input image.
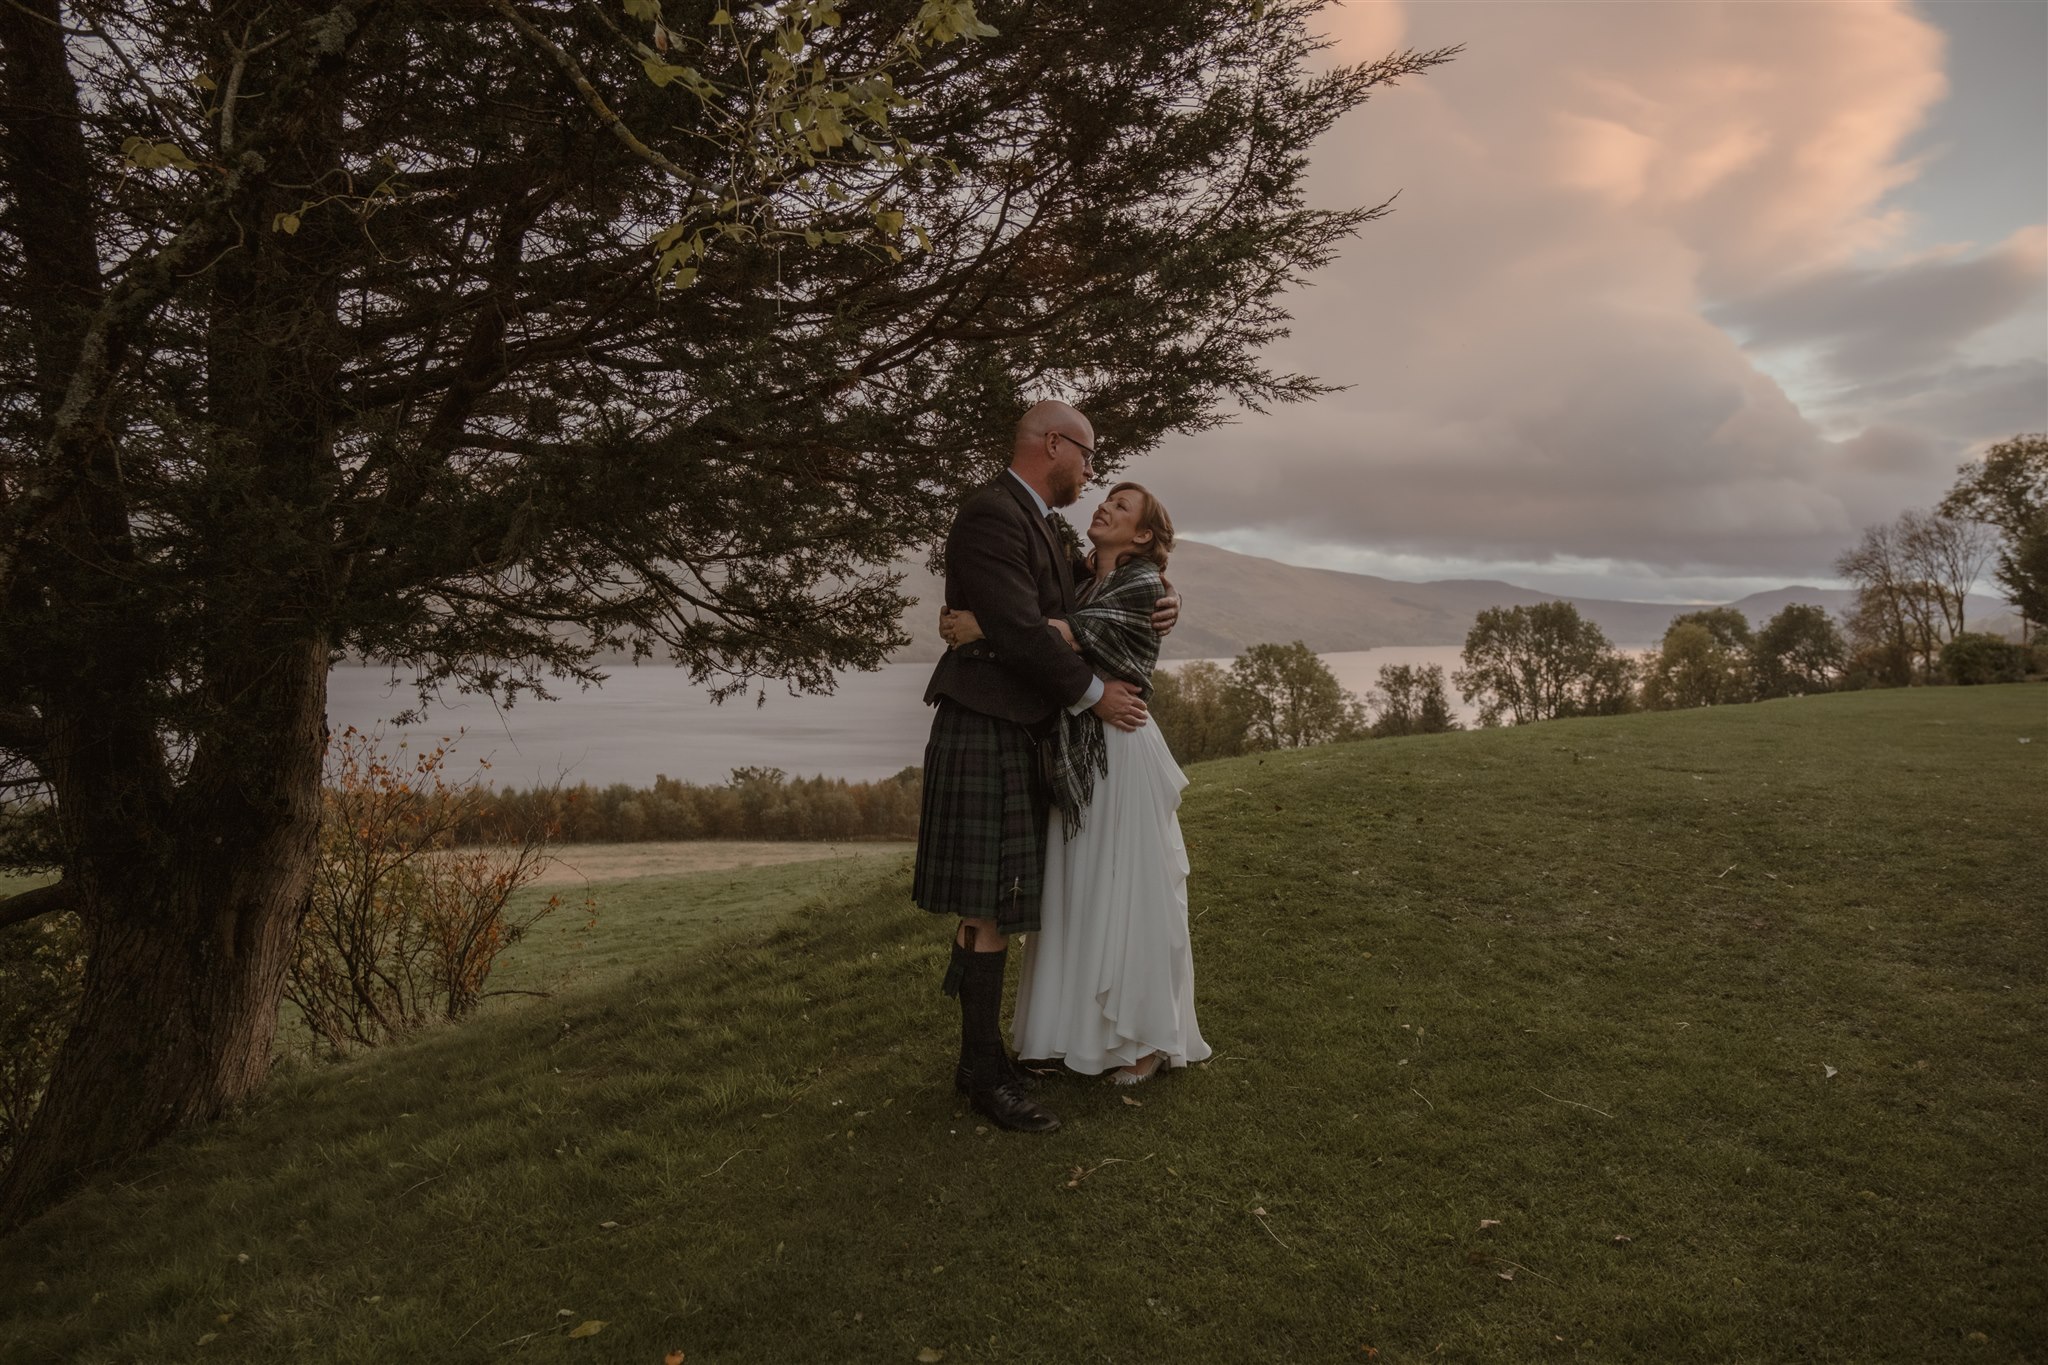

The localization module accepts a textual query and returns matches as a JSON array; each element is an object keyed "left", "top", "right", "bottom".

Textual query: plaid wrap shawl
[{"left": 1046, "top": 560, "right": 1163, "bottom": 837}]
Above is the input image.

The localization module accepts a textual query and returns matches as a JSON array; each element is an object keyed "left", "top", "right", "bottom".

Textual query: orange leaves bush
[{"left": 286, "top": 728, "right": 575, "bottom": 1055}]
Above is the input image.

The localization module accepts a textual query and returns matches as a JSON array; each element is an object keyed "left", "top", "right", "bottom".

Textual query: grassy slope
[{"left": 2, "top": 687, "right": 2043, "bottom": 1364}]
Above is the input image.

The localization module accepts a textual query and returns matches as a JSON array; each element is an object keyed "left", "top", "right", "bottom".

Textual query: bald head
[{"left": 1009, "top": 400, "right": 1096, "bottom": 508}]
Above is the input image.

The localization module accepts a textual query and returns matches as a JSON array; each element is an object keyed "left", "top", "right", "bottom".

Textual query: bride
[{"left": 942, "top": 481, "right": 1209, "bottom": 1084}]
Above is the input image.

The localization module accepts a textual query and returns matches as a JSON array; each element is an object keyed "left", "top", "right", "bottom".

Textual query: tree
[
  {"left": 1226, "top": 642, "right": 1367, "bottom": 750},
  {"left": 1940, "top": 434, "right": 2048, "bottom": 637},
  {"left": 1147, "top": 660, "right": 1252, "bottom": 766},
  {"left": 0, "top": 0, "right": 1457, "bottom": 1225},
  {"left": 1938, "top": 633, "right": 2026, "bottom": 686},
  {"left": 1453, "top": 602, "right": 1633, "bottom": 726},
  {"left": 1366, "top": 662, "right": 1460, "bottom": 737},
  {"left": 1898, "top": 510, "right": 1996, "bottom": 640},
  {"left": 1642, "top": 608, "right": 1753, "bottom": 710},
  {"left": 1835, "top": 518, "right": 1945, "bottom": 680},
  {"left": 1749, "top": 603, "right": 1845, "bottom": 698}
]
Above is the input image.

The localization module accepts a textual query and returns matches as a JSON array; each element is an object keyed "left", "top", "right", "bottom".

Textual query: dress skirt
[{"left": 1011, "top": 720, "right": 1211, "bottom": 1074}]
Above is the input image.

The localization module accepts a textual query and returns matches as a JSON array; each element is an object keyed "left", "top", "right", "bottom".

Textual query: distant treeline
[{"left": 453, "top": 766, "right": 923, "bottom": 845}]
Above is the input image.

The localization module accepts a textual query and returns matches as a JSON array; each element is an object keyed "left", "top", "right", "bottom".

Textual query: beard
[{"left": 1049, "top": 464, "right": 1085, "bottom": 507}]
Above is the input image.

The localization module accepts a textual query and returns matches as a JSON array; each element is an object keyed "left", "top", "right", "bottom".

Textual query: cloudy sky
[{"left": 1128, "top": 0, "right": 2047, "bottom": 604}]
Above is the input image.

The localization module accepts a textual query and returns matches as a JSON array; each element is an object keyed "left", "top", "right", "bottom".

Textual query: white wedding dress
[{"left": 1011, "top": 718, "right": 1211, "bottom": 1074}]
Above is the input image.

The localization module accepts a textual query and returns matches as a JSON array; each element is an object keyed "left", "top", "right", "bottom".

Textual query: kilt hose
[{"left": 913, "top": 698, "right": 1051, "bottom": 936}]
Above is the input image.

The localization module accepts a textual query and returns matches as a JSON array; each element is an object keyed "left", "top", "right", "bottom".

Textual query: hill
[
  {"left": 4, "top": 685, "right": 2043, "bottom": 1362},
  {"left": 890, "top": 539, "right": 2016, "bottom": 661}
]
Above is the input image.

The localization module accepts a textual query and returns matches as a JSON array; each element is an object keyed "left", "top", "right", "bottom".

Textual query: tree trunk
[{"left": 0, "top": 639, "right": 328, "bottom": 1231}]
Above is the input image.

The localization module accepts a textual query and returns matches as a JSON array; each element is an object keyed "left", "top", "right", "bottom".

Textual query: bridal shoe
[{"left": 1110, "top": 1052, "right": 1169, "bottom": 1086}]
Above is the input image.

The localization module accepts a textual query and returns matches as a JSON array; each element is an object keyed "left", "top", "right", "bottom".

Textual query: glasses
[{"left": 1050, "top": 431, "right": 1096, "bottom": 467}]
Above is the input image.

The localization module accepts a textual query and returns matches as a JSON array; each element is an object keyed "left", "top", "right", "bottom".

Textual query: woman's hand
[
  {"left": 1048, "top": 618, "right": 1079, "bottom": 651},
  {"left": 939, "top": 607, "right": 984, "bottom": 648}
]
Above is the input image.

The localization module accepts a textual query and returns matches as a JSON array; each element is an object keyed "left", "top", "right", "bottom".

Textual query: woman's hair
[{"left": 1108, "top": 481, "right": 1174, "bottom": 572}]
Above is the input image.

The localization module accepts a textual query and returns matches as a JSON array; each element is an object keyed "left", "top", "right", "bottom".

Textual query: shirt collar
[{"left": 1007, "top": 467, "right": 1051, "bottom": 519}]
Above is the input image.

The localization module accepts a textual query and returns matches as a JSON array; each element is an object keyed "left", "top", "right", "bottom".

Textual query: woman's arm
[{"left": 941, "top": 607, "right": 1078, "bottom": 651}]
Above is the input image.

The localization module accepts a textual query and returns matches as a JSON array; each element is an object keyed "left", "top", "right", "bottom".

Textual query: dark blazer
[{"left": 923, "top": 473, "right": 1098, "bottom": 726}]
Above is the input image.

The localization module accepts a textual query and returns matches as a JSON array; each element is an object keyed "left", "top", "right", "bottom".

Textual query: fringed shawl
[{"left": 1046, "top": 560, "right": 1163, "bottom": 838}]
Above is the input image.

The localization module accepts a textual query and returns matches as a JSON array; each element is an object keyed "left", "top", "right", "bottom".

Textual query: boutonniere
[{"left": 1051, "top": 514, "right": 1085, "bottom": 562}]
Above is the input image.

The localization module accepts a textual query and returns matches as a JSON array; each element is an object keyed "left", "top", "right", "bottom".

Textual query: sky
[{"left": 1128, "top": 0, "right": 2048, "bottom": 604}]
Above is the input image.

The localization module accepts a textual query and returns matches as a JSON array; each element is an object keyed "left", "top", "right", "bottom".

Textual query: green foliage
[
  {"left": 1366, "top": 661, "right": 1460, "bottom": 737},
  {"left": 1225, "top": 640, "right": 1367, "bottom": 750},
  {"left": 2006, "top": 513, "right": 2048, "bottom": 628},
  {"left": 1669, "top": 606, "right": 1753, "bottom": 651},
  {"left": 1454, "top": 601, "right": 1634, "bottom": 726},
  {"left": 1749, "top": 602, "right": 1846, "bottom": 699},
  {"left": 463, "top": 766, "right": 923, "bottom": 844},
  {"left": 1938, "top": 632, "right": 2027, "bottom": 686},
  {"left": 1146, "top": 661, "right": 1253, "bottom": 766},
  {"left": 1643, "top": 616, "right": 1751, "bottom": 710},
  {"left": 0, "top": 910, "right": 81, "bottom": 1170},
  {"left": 1941, "top": 433, "right": 2048, "bottom": 625}
]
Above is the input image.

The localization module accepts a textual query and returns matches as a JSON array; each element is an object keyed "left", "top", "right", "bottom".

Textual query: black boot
[
  {"left": 957, "top": 942, "right": 1058, "bottom": 1134},
  {"left": 943, "top": 930, "right": 1033, "bottom": 1093}
]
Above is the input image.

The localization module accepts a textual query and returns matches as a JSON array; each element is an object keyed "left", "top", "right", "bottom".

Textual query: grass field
[{"left": 2, "top": 686, "right": 2042, "bottom": 1364}]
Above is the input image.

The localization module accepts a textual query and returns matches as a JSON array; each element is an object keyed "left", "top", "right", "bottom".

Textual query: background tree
[
  {"left": 1641, "top": 608, "right": 1753, "bottom": 710},
  {"left": 1835, "top": 518, "right": 1939, "bottom": 680},
  {"left": 1749, "top": 603, "right": 1846, "bottom": 698},
  {"left": 1226, "top": 641, "right": 1367, "bottom": 750},
  {"left": 1453, "top": 602, "right": 1634, "bottom": 726},
  {"left": 1898, "top": 511, "right": 1996, "bottom": 641},
  {"left": 1940, "top": 433, "right": 2048, "bottom": 638},
  {"left": 1938, "top": 633, "right": 2027, "bottom": 687},
  {"left": 1147, "top": 660, "right": 1252, "bottom": 766},
  {"left": 1366, "top": 662, "right": 1460, "bottom": 737},
  {"left": 0, "top": 0, "right": 1456, "bottom": 1226}
]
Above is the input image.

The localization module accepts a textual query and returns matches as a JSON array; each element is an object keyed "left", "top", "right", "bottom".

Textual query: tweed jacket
[{"left": 923, "top": 473, "right": 1099, "bottom": 726}]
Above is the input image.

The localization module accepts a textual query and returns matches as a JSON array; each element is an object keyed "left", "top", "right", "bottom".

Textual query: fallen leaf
[
  {"left": 567, "top": 1320, "right": 606, "bottom": 1338},
  {"left": 216, "top": 1312, "right": 235, "bottom": 1324},
  {"left": 1252, "top": 1206, "right": 1268, "bottom": 1217},
  {"left": 1823, "top": 1064, "right": 1839, "bottom": 1079},
  {"left": 600, "top": 1220, "right": 619, "bottom": 1229},
  {"left": 1612, "top": 1234, "right": 1633, "bottom": 1245},
  {"left": 235, "top": 1253, "right": 249, "bottom": 1264},
  {"left": 1120, "top": 1095, "right": 1142, "bottom": 1107},
  {"left": 1497, "top": 1270, "right": 1515, "bottom": 1282},
  {"left": 558, "top": 1309, "right": 576, "bottom": 1318},
  {"left": 197, "top": 1332, "right": 218, "bottom": 1345},
  {"left": 916, "top": 1350, "right": 946, "bottom": 1363},
  {"left": 666, "top": 1353, "right": 685, "bottom": 1365},
  {"left": 1478, "top": 1219, "right": 1501, "bottom": 1231}
]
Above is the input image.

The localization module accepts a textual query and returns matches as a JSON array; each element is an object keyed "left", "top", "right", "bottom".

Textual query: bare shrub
[{"left": 286, "top": 729, "right": 576, "bottom": 1056}]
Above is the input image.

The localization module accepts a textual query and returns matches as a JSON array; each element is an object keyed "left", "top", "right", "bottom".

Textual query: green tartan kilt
[{"left": 912, "top": 699, "right": 1049, "bottom": 933}]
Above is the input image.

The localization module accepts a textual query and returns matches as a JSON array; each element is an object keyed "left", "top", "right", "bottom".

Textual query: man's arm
[{"left": 949, "top": 496, "right": 1098, "bottom": 708}]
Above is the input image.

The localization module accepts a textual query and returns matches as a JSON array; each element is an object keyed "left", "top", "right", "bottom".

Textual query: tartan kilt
[{"left": 912, "top": 698, "right": 1050, "bottom": 933}]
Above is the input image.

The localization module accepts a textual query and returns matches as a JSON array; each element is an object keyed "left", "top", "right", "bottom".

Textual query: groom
[{"left": 914, "top": 400, "right": 1168, "bottom": 1133}]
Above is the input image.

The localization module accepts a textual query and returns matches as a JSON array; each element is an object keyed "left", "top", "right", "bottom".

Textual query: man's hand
[
  {"left": 1091, "top": 679, "right": 1148, "bottom": 732},
  {"left": 1149, "top": 590, "right": 1181, "bottom": 637}
]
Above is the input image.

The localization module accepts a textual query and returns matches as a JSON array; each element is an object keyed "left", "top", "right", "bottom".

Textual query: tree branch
[
  {"left": 488, "top": 0, "right": 704, "bottom": 192},
  {"left": 0, "top": 707, "right": 45, "bottom": 754},
  {"left": 0, "top": 879, "right": 75, "bottom": 929}
]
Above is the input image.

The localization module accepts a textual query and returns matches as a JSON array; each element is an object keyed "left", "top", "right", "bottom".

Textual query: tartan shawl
[{"left": 1046, "top": 560, "right": 1163, "bottom": 838}]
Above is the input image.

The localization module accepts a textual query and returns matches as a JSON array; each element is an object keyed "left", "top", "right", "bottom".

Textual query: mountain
[{"left": 887, "top": 539, "right": 2018, "bottom": 662}]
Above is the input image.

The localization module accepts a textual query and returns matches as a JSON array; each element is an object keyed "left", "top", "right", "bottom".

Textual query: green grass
[{"left": 2, "top": 686, "right": 2043, "bottom": 1363}]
